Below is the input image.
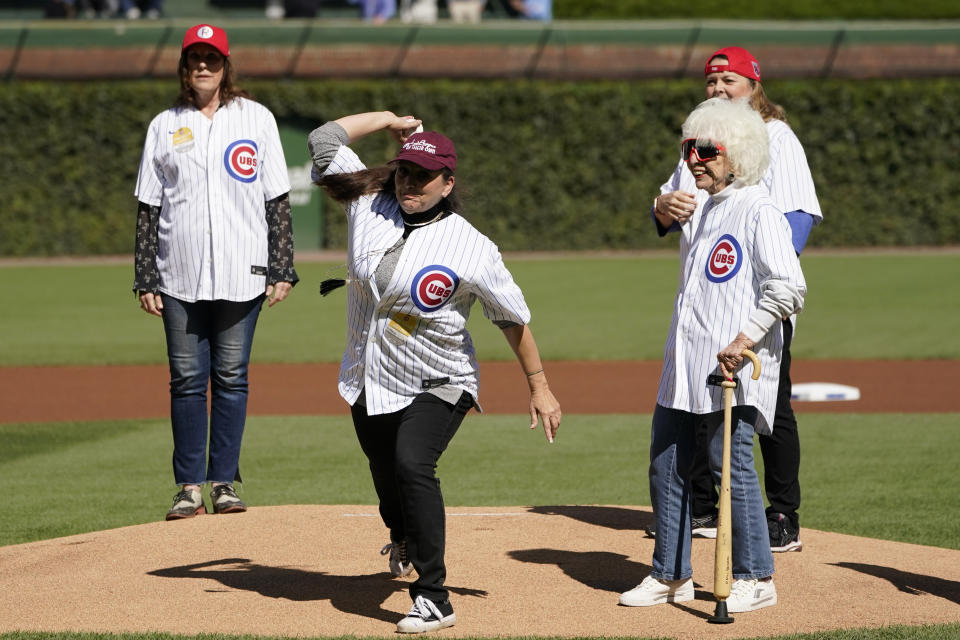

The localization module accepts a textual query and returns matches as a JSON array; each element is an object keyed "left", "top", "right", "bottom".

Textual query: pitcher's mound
[{"left": 1, "top": 505, "right": 958, "bottom": 639}]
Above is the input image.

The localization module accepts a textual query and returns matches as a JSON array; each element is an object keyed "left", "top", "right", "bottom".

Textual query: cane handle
[{"left": 741, "top": 349, "right": 761, "bottom": 380}]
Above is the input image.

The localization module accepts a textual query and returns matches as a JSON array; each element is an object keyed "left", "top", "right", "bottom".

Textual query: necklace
[{"left": 403, "top": 209, "right": 446, "bottom": 228}]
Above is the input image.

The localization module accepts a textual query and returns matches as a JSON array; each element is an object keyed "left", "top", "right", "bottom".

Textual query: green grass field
[
  {"left": 2, "top": 253, "right": 959, "bottom": 366},
  {"left": 2, "top": 413, "right": 959, "bottom": 549},
  {"left": 1, "top": 253, "right": 958, "bottom": 640}
]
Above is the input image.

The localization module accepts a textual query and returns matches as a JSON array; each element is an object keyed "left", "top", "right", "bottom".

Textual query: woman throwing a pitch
[
  {"left": 619, "top": 97, "right": 805, "bottom": 613},
  {"left": 308, "top": 111, "right": 561, "bottom": 633}
]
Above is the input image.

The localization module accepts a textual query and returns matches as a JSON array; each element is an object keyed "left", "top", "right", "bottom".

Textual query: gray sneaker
[
  {"left": 210, "top": 484, "right": 247, "bottom": 514},
  {"left": 165, "top": 488, "right": 206, "bottom": 520}
]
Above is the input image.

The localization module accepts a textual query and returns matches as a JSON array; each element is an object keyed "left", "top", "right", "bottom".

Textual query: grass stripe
[
  {"left": 2, "top": 254, "right": 959, "bottom": 365},
  {"left": 2, "top": 413, "right": 957, "bottom": 549}
]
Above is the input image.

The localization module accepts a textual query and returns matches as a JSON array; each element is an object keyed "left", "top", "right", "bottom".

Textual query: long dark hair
[
  {"left": 317, "top": 165, "right": 463, "bottom": 214},
  {"left": 174, "top": 52, "right": 250, "bottom": 109}
]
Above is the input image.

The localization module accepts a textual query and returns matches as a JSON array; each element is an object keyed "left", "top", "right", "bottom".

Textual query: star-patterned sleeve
[
  {"left": 265, "top": 192, "right": 299, "bottom": 287},
  {"left": 133, "top": 200, "right": 161, "bottom": 294}
]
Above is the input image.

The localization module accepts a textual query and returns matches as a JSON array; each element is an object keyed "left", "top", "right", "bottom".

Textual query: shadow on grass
[
  {"left": 527, "top": 505, "right": 653, "bottom": 532},
  {"left": 149, "top": 558, "right": 488, "bottom": 623},
  {"left": 830, "top": 562, "right": 960, "bottom": 605}
]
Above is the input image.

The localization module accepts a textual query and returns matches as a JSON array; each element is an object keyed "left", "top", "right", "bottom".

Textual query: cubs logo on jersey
[
  {"left": 705, "top": 234, "right": 743, "bottom": 283},
  {"left": 410, "top": 265, "right": 459, "bottom": 312},
  {"left": 224, "top": 139, "right": 259, "bottom": 183}
]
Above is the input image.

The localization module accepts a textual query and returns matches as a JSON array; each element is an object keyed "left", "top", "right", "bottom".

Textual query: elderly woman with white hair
[{"left": 619, "top": 97, "right": 806, "bottom": 613}]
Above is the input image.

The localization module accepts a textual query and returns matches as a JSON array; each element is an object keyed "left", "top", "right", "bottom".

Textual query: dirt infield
[
  {"left": 1, "top": 360, "right": 958, "bottom": 637},
  {"left": 1, "top": 359, "right": 959, "bottom": 424},
  {"left": 1, "top": 505, "right": 958, "bottom": 638}
]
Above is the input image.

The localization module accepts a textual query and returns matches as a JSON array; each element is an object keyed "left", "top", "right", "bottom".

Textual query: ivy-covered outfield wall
[{"left": 2, "top": 78, "right": 959, "bottom": 256}]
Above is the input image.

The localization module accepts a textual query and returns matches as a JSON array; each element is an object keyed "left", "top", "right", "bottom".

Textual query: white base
[{"left": 791, "top": 382, "right": 861, "bottom": 402}]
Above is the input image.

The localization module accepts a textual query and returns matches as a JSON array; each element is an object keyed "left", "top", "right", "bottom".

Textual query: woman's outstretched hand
[{"left": 529, "top": 383, "right": 561, "bottom": 444}]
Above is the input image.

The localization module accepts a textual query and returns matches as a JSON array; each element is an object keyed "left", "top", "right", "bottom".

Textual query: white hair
[{"left": 680, "top": 97, "right": 769, "bottom": 185}]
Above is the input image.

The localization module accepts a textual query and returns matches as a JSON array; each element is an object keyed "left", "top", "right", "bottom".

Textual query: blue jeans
[
  {"left": 161, "top": 294, "right": 263, "bottom": 486},
  {"left": 649, "top": 404, "right": 774, "bottom": 581}
]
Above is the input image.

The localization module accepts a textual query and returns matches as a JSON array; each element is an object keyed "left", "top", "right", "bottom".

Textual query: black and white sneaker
[
  {"left": 768, "top": 512, "right": 803, "bottom": 552},
  {"left": 645, "top": 512, "right": 718, "bottom": 539},
  {"left": 691, "top": 513, "right": 718, "bottom": 538},
  {"left": 165, "top": 488, "right": 206, "bottom": 520},
  {"left": 381, "top": 540, "right": 415, "bottom": 577},
  {"left": 210, "top": 484, "right": 247, "bottom": 514},
  {"left": 396, "top": 595, "right": 456, "bottom": 633}
]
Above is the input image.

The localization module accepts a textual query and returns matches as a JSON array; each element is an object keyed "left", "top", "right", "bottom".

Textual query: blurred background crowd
[{"left": 40, "top": 0, "right": 551, "bottom": 23}]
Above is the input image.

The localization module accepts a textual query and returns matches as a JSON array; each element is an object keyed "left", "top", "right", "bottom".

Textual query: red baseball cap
[
  {"left": 391, "top": 132, "right": 457, "bottom": 173},
  {"left": 704, "top": 46, "right": 761, "bottom": 82},
  {"left": 182, "top": 24, "right": 230, "bottom": 57}
]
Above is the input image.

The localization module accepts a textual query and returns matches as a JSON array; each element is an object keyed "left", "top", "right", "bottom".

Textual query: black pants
[
  {"left": 351, "top": 391, "right": 473, "bottom": 605},
  {"left": 690, "top": 319, "right": 801, "bottom": 530}
]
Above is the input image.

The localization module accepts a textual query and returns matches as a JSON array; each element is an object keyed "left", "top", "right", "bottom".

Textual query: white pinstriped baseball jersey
[
  {"left": 661, "top": 119, "right": 822, "bottom": 225},
  {"left": 134, "top": 97, "right": 290, "bottom": 302},
  {"left": 656, "top": 183, "right": 806, "bottom": 434},
  {"left": 324, "top": 145, "right": 531, "bottom": 416}
]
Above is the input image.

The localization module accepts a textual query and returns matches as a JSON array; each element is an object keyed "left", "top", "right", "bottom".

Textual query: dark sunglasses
[
  {"left": 186, "top": 50, "right": 224, "bottom": 66},
  {"left": 681, "top": 138, "right": 725, "bottom": 162}
]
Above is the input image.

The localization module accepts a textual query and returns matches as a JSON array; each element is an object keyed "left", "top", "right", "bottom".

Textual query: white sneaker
[
  {"left": 396, "top": 595, "right": 456, "bottom": 633},
  {"left": 381, "top": 541, "right": 414, "bottom": 577},
  {"left": 619, "top": 575, "right": 694, "bottom": 606},
  {"left": 727, "top": 578, "right": 777, "bottom": 612}
]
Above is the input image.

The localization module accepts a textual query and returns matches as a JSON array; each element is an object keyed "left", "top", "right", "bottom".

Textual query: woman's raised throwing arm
[{"left": 335, "top": 111, "right": 421, "bottom": 144}]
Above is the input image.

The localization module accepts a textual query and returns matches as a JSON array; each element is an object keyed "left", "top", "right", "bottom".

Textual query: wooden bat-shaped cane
[{"left": 707, "top": 348, "right": 761, "bottom": 625}]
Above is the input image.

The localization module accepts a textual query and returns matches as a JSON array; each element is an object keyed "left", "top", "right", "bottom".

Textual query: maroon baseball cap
[
  {"left": 704, "top": 46, "right": 761, "bottom": 82},
  {"left": 182, "top": 24, "right": 230, "bottom": 57},
  {"left": 391, "top": 132, "right": 457, "bottom": 173}
]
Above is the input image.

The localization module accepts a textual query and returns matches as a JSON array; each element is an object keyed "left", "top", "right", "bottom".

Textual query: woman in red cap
[
  {"left": 646, "top": 45, "right": 822, "bottom": 555},
  {"left": 309, "top": 111, "right": 561, "bottom": 633},
  {"left": 133, "top": 24, "right": 298, "bottom": 520}
]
